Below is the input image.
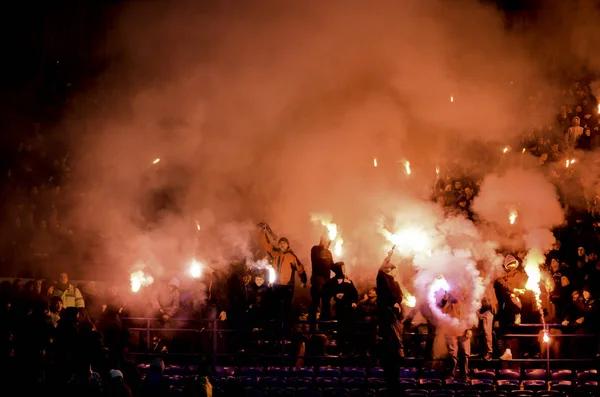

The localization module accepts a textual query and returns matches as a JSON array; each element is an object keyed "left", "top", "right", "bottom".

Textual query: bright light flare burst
[
  {"left": 373, "top": 158, "right": 378, "bottom": 167},
  {"left": 524, "top": 251, "right": 549, "bottom": 342},
  {"left": 403, "top": 291, "right": 417, "bottom": 308},
  {"left": 509, "top": 211, "right": 518, "bottom": 225},
  {"left": 380, "top": 226, "right": 431, "bottom": 257},
  {"left": 130, "top": 270, "right": 154, "bottom": 293},
  {"left": 565, "top": 158, "right": 575, "bottom": 168},
  {"left": 311, "top": 214, "right": 344, "bottom": 257},
  {"left": 189, "top": 259, "right": 203, "bottom": 278},
  {"left": 152, "top": 158, "right": 160, "bottom": 164},
  {"left": 404, "top": 161, "right": 411, "bottom": 175}
]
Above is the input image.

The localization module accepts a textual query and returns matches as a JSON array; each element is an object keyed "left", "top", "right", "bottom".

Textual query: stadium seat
[
  {"left": 341, "top": 377, "right": 364, "bottom": 389},
  {"left": 549, "top": 369, "right": 572, "bottom": 381},
  {"left": 576, "top": 381, "right": 599, "bottom": 394},
  {"left": 444, "top": 379, "right": 468, "bottom": 391},
  {"left": 400, "top": 367, "right": 420, "bottom": 378},
  {"left": 418, "top": 378, "right": 443, "bottom": 390},
  {"left": 215, "top": 366, "right": 237, "bottom": 378},
  {"left": 404, "top": 389, "right": 428, "bottom": 396},
  {"left": 399, "top": 378, "right": 417, "bottom": 390},
  {"left": 497, "top": 369, "right": 521, "bottom": 381},
  {"left": 165, "top": 364, "right": 186, "bottom": 375},
  {"left": 137, "top": 363, "right": 151, "bottom": 373},
  {"left": 524, "top": 369, "right": 546, "bottom": 381},
  {"left": 375, "top": 387, "right": 388, "bottom": 397},
  {"left": 244, "top": 387, "right": 267, "bottom": 397},
  {"left": 507, "top": 391, "right": 534, "bottom": 397},
  {"left": 549, "top": 380, "right": 572, "bottom": 393},
  {"left": 422, "top": 369, "right": 443, "bottom": 379},
  {"left": 288, "top": 377, "right": 313, "bottom": 388},
  {"left": 323, "top": 387, "right": 350, "bottom": 397},
  {"left": 318, "top": 367, "right": 342, "bottom": 378},
  {"left": 268, "top": 367, "right": 290, "bottom": 378},
  {"left": 267, "top": 387, "right": 295, "bottom": 397},
  {"left": 167, "top": 375, "right": 185, "bottom": 386},
  {"left": 481, "top": 392, "right": 508, "bottom": 397},
  {"left": 297, "top": 387, "right": 323, "bottom": 397},
  {"left": 497, "top": 380, "right": 520, "bottom": 392},
  {"left": 238, "top": 376, "right": 261, "bottom": 388},
  {"left": 576, "top": 370, "right": 598, "bottom": 383},
  {"left": 292, "top": 367, "right": 315, "bottom": 378},
  {"left": 456, "top": 391, "right": 482, "bottom": 397},
  {"left": 343, "top": 367, "right": 366, "bottom": 378},
  {"left": 522, "top": 380, "right": 546, "bottom": 391},
  {"left": 471, "top": 379, "right": 494, "bottom": 391},
  {"left": 263, "top": 376, "right": 288, "bottom": 388},
  {"left": 349, "top": 389, "right": 376, "bottom": 397},
  {"left": 242, "top": 367, "right": 265, "bottom": 377},
  {"left": 368, "top": 367, "right": 385, "bottom": 378},
  {"left": 366, "top": 377, "right": 386, "bottom": 389},
  {"left": 535, "top": 391, "right": 561, "bottom": 397},
  {"left": 472, "top": 369, "right": 496, "bottom": 380},
  {"left": 187, "top": 365, "right": 198, "bottom": 373},
  {"left": 315, "top": 377, "right": 339, "bottom": 388},
  {"left": 430, "top": 390, "right": 456, "bottom": 396}
]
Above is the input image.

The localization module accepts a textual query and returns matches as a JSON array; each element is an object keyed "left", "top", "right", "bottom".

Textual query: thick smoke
[
  {"left": 56, "top": 0, "right": 568, "bottom": 292},
  {"left": 471, "top": 167, "right": 565, "bottom": 251}
]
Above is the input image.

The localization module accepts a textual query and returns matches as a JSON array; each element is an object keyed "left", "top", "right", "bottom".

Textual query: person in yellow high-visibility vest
[{"left": 54, "top": 272, "right": 85, "bottom": 310}]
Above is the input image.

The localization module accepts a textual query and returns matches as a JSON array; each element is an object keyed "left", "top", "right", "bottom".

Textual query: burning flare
[
  {"left": 311, "top": 214, "right": 344, "bottom": 257},
  {"left": 522, "top": 148, "right": 526, "bottom": 154},
  {"left": 252, "top": 258, "right": 277, "bottom": 284},
  {"left": 450, "top": 96, "right": 454, "bottom": 103},
  {"left": 189, "top": 259, "right": 203, "bottom": 278},
  {"left": 565, "top": 158, "right": 575, "bottom": 168},
  {"left": 373, "top": 158, "right": 378, "bottom": 167},
  {"left": 403, "top": 291, "right": 417, "bottom": 308},
  {"left": 195, "top": 221, "right": 201, "bottom": 231},
  {"left": 379, "top": 226, "right": 431, "bottom": 257},
  {"left": 524, "top": 249, "right": 549, "bottom": 341},
  {"left": 503, "top": 147, "right": 509, "bottom": 154},
  {"left": 435, "top": 166, "right": 440, "bottom": 175},
  {"left": 509, "top": 211, "right": 518, "bottom": 225},
  {"left": 130, "top": 270, "right": 154, "bottom": 293},
  {"left": 152, "top": 158, "right": 160, "bottom": 164},
  {"left": 404, "top": 161, "right": 411, "bottom": 175}
]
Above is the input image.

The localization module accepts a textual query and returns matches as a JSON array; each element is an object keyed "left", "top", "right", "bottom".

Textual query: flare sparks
[
  {"left": 130, "top": 270, "right": 154, "bottom": 293},
  {"left": 509, "top": 211, "right": 518, "bottom": 225}
]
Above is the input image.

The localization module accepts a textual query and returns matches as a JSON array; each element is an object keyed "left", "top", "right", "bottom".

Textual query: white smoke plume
[{"left": 471, "top": 167, "right": 564, "bottom": 251}]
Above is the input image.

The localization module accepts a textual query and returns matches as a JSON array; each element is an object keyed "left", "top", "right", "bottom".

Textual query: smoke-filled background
[{"left": 1, "top": 0, "right": 599, "bottom": 308}]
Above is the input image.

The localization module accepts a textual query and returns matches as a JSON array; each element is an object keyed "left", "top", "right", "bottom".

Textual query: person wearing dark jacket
[
  {"left": 324, "top": 262, "right": 358, "bottom": 355},
  {"left": 376, "top": 248, "right": 404, "bottom": 396},
  {"left": 258, "top": 223, "right": 307, "bottom": 333},
  {"left": 308, "top": 234, "right": 335, "bottom": 329}
]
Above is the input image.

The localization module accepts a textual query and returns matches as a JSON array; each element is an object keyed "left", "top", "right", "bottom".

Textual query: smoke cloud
[{"left": 43, "top": 0, "right": 575, "bottom": 298}]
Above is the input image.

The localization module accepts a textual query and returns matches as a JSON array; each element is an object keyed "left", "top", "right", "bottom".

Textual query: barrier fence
[{"left": 121, "top": 317, "right": 599, "bottom": 381}]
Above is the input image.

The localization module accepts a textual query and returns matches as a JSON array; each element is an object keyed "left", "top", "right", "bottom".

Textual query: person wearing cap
[
  {"left": 105, "top": 369, "right": 133, "bottom": 397},
  {"left": 258, "top": 223, "right": 307, "bottom": 328},
  {"left": 308, "top": 233, "right": 335, "bottom": 329}
]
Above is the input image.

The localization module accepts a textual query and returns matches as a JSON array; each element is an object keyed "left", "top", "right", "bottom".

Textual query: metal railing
[{"left": 121, "top": 316, "right": 599, "bottom": 376}]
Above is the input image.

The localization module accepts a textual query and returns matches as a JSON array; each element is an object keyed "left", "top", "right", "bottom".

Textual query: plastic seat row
[
  {"left": 472, "top": 369, "right": 597, "bottom": 382},
  {"left": 211, "top": 386, "right": 600, "bottom": 397},
  {"left": 210, "top": 375, "right": 598, "bottom": 391},
  {"left": 209, "top": 366, "right": 598, "bottom": 382}
]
